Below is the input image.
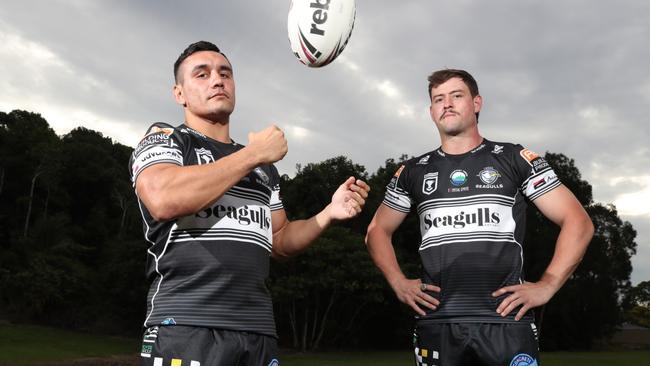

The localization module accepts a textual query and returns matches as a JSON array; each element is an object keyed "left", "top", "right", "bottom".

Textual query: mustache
[{"left": 441, "top": 110, "right": 458, "bottom": 119}]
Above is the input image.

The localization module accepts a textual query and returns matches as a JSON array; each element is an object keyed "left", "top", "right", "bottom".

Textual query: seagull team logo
[
  {"left": 422, "top": 172, "right": 438, "bottom": 195},
  {"left": 478, "top": 167, "right": 501, "bottom": 185}
]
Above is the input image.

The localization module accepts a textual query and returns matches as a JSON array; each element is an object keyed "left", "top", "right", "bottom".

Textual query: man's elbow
[
  {"left": 365, "top": 222, "right": 379, "bottom": 248},
  {"left": 144, "top": 197, "right": 181, "bottom": 222},
  {"left": 582, "top": 213, "right": 595, "bottom": 243}
]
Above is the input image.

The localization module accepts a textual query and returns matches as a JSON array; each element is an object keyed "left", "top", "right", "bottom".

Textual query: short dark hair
[
  {"left": 427, "top": 69, "right": 480, "bottom": 121},
  {"left": 427, "top": 69, "right": 479, "bottom": 100},
  {"left": 173, "top": 41, "right": 229, "bottom": 82}
]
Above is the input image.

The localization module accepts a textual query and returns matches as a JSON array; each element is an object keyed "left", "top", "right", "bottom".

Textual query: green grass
[
  {"left": 0, "top": 324, "right": 138, "bottom": 364},
  {"left": 1, "top": 324, "right": 648, "bottom": 366},
  {"left": 280, "top": 350, "right": 650, "bottom": 366}
]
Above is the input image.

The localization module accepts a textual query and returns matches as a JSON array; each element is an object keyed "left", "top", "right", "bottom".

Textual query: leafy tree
[
  {"left": 0, "top": 111, "right": 146, "bottom": 334},
  {"left": 270, "top": 226, "right": 386, "bottom": 350},
  {"left": 623, "top": 281, "right": 650, "bottom": 328}
]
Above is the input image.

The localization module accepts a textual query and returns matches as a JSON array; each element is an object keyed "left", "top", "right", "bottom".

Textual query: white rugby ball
[{"left": 287, "top": 0, "right": 356, "bottom": 67}]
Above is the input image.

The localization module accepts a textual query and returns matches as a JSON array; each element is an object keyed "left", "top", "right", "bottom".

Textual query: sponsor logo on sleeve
[
  {"left": 492, "top": 144, "right": 504, "bottom": 154},
  {"left": 132, "top": 146, "right": 183, "bottom": 176},
  {"left": 388, "top": 165, "right": 405, "bottom": 190},
  {"left": 422, "top": 172, "right": 438, "bottom": 194},
  {"left": 145, "top": 126, "right": 174, "bottom": 137},
  {"left": 520, "top": 148, "right": 540, "bottom": 165}
]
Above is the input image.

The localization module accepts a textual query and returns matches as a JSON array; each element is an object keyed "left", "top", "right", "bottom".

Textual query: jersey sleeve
[
  {"left": 382, "top": 164, "right": 413, "bottom": 213},
  {"left": 513, "top": 145, "right": 561, "bottom": 201},
  {"left": 268, "top": 165, "right": 284, "bottom": 211},
  {"left": 129, "top": 123, "right": 184, "bottom": 185}
]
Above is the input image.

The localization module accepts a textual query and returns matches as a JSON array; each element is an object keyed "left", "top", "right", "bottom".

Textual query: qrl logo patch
[
  {"left": 422, "top": 172, "right": 438, "bottom": 195},
  {"left": 509, "top": 353, "right": 538, "bottom": 366},
  {"left": 195, "top": 148, "right": 215, "bottom": 165}
]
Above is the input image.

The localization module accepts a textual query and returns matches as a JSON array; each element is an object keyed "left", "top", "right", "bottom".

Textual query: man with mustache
[
  {"left": 365, "top": 69, "right": 593, "bottom": 365},
  {"left": 130, "top": 41, "right": 370, "bottom": 366}
]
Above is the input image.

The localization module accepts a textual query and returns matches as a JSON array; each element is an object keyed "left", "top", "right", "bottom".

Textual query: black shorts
[
  {"left": 413, "top": 322, "right": 540, "bottom": 366},
  {"left": 140, "top": 325, "right": 278, "bottom": 366}
]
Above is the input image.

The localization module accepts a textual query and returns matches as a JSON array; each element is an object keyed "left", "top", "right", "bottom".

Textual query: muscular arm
[
  {"left": 136, "top": 125, "right": 287, "bottom": 221},
  {"left": 493, "top": 184, "right": 594, "bottom": 320},
  {"left": 271, "top": 177, "right": 369, "bottom": 259},
  {"left": 365, "top": 204, "right": 440, "bottom": 316}
]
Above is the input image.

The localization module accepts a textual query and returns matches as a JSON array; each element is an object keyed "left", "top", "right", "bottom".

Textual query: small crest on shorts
[
  {"left": 422, "top": 172, "right": 438, "bottom": 195},
  {"left": 509, "top": 353, "right": 538, "bottom": 366},
  {"left": 267, "top": 359, "right": 279, "bottom": 366}
]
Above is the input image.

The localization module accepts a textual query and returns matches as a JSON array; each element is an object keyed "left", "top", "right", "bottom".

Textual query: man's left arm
[
  {"left": 492, "top": 184, "right": 594, "bottom": 320},
  {"left": 271, "top": 177, "right": 370, "bottom": 259}
]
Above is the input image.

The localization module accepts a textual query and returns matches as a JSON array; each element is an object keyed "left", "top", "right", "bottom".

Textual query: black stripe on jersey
[
  {"left": 383, "top": 198, "right": 411, "bottom": 213},
  {"left": 270, "top": 202, "right": 283, "bottom": 211},
  {"left": 171, "top": 228, "right": 272, "bottom": 251},
  {"left": 229, "top": 186, "right": 270, "bottom": 205},
  {"left": 417, "top": 194, "right": 514, "bottom": 214},
  {"left": 420, "top": 231, "right": 516, "bottom": 250}
]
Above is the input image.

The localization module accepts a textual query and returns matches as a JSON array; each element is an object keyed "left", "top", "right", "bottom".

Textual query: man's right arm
[
  {"left": 365, "top": 204, "right": 440, "bottom": 316},
  {"left": 136, "top": 125, "right": 287, "bottom": 221}
]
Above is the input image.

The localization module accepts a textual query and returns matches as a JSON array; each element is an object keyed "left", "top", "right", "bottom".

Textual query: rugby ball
[{"left": 287, "top": 0, "right": 356, "bottom": 67}]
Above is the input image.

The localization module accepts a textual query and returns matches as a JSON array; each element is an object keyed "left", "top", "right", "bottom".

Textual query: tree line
[{"left": 0, "top": 110, "right": 645, "bottom": 351}]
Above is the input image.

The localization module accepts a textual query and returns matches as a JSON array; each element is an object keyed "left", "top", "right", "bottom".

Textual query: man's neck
[
  {"left": 184, "top": 113, "right": 231, "bottom": 143},
  {"left": 440, "top": 131, "right": 484, "bottom": 155}
]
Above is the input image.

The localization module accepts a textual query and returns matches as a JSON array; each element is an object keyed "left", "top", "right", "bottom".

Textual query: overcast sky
[{"left": 1, "top": 0, "right": 648, "bottom": 285}]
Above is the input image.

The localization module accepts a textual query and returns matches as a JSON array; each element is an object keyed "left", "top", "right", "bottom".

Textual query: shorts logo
[
  {"left": 267, "top": 359, "right": 279, "bottom": 366},
  {"left": 422, "top": 172, "right": 438, "bottom": 195},
  {"left": 450, "top": 170, "right": 468, "bottom": 186},
  {"left": 509, "top": 353, "right": 538, "bottom": 366},
  {"left": 195, "top": 148, "right": 215, "bottom": 165}
]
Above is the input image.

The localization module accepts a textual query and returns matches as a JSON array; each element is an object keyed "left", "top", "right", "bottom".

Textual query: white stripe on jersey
[
  {"left": 417, "top": 194, "right": 517, "bottom": 251},
  {"left": 131, "top": 145, "right": 183, "bottom": 183},
  {"left": 174, "top": 191, "right": 273, "bottom": 251},
  {"left": 521, "top": 168, "right": 560, "bottom": 200}
]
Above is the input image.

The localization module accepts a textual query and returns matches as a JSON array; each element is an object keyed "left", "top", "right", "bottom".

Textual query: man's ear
[
  {"left": 473, "top": 94, "right": 483, "bottom": 114},
  {"left": 173, "top": 84, "right": 186, "bottom": 107}
]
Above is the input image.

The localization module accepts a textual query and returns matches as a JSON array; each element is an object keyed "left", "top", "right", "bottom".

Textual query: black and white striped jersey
[
  {"left": 129, "top": 122, "right": 283, "bottom": 337},
  {"left": 383, "top": 139, "right": 560, "bottom": 323}
]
